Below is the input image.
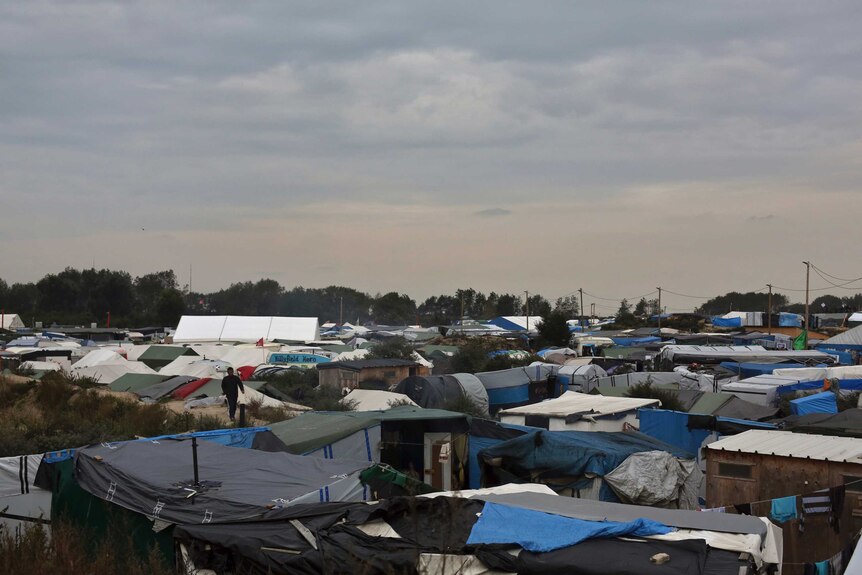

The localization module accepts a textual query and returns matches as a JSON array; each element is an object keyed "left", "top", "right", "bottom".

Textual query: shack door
[{"left": 423, "top": 432, "right": 452, "bottom": 491}]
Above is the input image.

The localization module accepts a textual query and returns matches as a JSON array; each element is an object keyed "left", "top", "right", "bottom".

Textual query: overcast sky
[{"left": 2, "top": 2, "right": 861, "bottom": 311}]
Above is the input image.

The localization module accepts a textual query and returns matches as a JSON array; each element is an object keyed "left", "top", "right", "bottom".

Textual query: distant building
[{"left": 317, "top": 358, "right": 429, "bottom": 391}]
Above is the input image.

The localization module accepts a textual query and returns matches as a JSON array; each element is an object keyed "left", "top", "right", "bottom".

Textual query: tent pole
[{"left": 192, "top": 437, "right": 200, "bottom": 486}]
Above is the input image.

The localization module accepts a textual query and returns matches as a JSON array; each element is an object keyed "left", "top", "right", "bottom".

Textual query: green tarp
[
  {"left": 109, "top": 373, "right": 170, "bottom": 393},
  {"left": 137, "top": 346, "right": 198, "bottom": 369}
]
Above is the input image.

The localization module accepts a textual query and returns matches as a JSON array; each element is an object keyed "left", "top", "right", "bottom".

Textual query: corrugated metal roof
[
  {"left": 316, "top": 358, "right": 421, "bottom": 371},
  {"left": 706, "top": 429, "right": 862, "bottom": 463},
  {"left": 499, "top": 391, "right": 659, "bottom": 418}
]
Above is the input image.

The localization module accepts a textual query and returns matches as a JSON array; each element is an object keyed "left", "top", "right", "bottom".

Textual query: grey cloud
[{"left": 474, "top": 208, "right": 512, "bottom": 217}]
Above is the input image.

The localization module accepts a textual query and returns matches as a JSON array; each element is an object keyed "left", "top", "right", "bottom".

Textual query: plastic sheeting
[
  {"left": 466, "top": 501, "right": 672, "bottom": 552},
  {"left": 603, "top": 450, "right": 702, "bottom": 510},
  {"left": 790, "top": 391, "right": 838, "bottom": 415}
]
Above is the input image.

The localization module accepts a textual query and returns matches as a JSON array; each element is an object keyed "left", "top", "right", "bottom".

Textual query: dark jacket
[{"left": 221, "top": 374, "right": 245, "bottom": 396}]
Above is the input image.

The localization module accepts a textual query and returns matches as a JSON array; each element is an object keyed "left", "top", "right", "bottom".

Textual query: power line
[
  {"left": 810, "top": 263, "right": 862, "bottom": 284},
  {"left": 811, "top": 265, "right": 862, "bottom": 290},
  {"left": 581, "top": 289, "right": 657, "bottom": 302}
]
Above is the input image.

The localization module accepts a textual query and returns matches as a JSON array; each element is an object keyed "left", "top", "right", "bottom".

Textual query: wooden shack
[
  {"left": 706, "top": 429, "right": 862, "bottom": 572},
  {"left": 317, "top": 358, "right": 429, "bottom": 391}
]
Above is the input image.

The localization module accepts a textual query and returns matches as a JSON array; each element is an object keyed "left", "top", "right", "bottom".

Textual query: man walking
[{"left": 221, "top": 366, "right": 245, "bottom": 422}]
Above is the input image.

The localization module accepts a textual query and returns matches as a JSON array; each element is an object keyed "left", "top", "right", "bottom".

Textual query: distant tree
[
  {"left": 811, "top": 294, "right": 844, "bottom": 313},
  {"left": 614, "top": 299, "right": 639, "bottom": 328},
  {"left": 698, "top": 291, "right": 788, "bottom": 316},
  {"left": 253, "top": 279, "right": 282, "bottom": 315},
  {"left": 372, "top": 292, "right": 417, "bottom": 325},
  {"left": 525, "top": 294, "right": 551, "bottom": 318},
  {"left": 633, "top": 298, "right": 648, "bottom": 317},
  {"left": 537, "top": 310, "right": 571, "bottom": 347},
  {"left": 154, "top": 289, "right": 186, "bottom": 326},
  {"left": 553, "top": 295, "right": 579, "bottom": 318},
  {"left": 450, "top": 339, "right": 491, "bottom": 373},
  {"left": 365, "top": 336, "right": 415, "bottom": 360},
  {"left": 495, "top": 293, "right": 522, "bottom": 316}
]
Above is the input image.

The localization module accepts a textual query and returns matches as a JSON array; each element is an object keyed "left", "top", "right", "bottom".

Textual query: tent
[
  {"left": 73, "top": 438, "right": 374, "bottom": 525},
  {"left": 71, "top": 361, "right": 157, "bottom": 384},
  {"left": 340, "top": 389, "right": 417, "bottom": 411},
  {"left": 109, "top": 373, "right": 171, "bottom": 393},
  {"left": 0, "top": 313, "right": 25, "bottom": 330},
  {"left": 789, "top": 391, "right": 838, "bottom": 415},
  {"left": 173, "top": 315, "right": 320, "bottom": 343},
  {"left": 135, "top": 375, "right": 198, "bottom": 401},
  {"left": 71, "top": 348, "right": 126, "bottom": 369},
  {"left": 392, "top": 373, "right": 489, "bottom": 416},
  {"left": 475, "top": 364, "right": 564, "bottom": 412},
  {"left": 815, "top": 325, "right": 862, "bottom": 351},
  {"left": 137, "top": 345, "right": 198, "bottom": 370},
  {"left": 478, "top": 429, "right": 701, "bottom": 508},
  {"left": 557, "top": 363, "right": 608, "bottom": 391},
  {"left": 499, "top": 391, "right": 659, "bottom": 432},
  {"left": 487, "top": 316, "right": 544, "bottom": 332}
]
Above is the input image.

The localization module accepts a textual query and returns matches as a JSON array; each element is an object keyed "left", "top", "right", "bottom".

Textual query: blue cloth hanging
[
  {"left": 814, "top": 559, "right": 829, "bottom": 575},
  {"left": 770, "top": 496, "right": 798, "bottom": 523}
]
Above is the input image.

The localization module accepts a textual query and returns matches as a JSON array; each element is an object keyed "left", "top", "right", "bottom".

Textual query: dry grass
[{"left": 0, "top": 521, "right": 172, "bottom": 575}]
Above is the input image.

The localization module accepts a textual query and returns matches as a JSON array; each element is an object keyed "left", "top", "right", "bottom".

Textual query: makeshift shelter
[
  {"left": 557, "top": 363, "right": 608, "bottom": 391},
  {"left": 173, "top": 491, "right": 780, "bottom": 575},
  {"left": 269, "top": 406, "right": 470, "bottom": 490},
  {"left": 317, "top": 358, "right": 429, "bottom": 391},
  {"left": 137, "top": 345, "right": 198, "bottom": 370},
  {"left": 789, "top": 391, "right": 838, "bottom": 415},
  {"left": 173, "top": 315, "right": 320, "bottom": 343},
  {"left": 109, "top": 372, "right": 171, "bottom": 393},
  {"left": 656, "top": 345, "right": 836, "bottom": 369},
  {"left": 487, "top": 316, "right": 544, "bottom": 332},
  {"left": 479, "top": 429, "right": 701, "bottom": 508},
  {"left": 816, "top": 325, "right": 862, "bottom": 351},
  {"left": 706, "top": 429, "right": 862, "bottom": 566},
  {"left": 778, "top": 409, "right": 862, "bottom": 438},
  {"left": 0, "top": 313, "right": 24, "bottom": 330},
  {"left": 475, "top": 364, "right": 564, "bottom": 413},
  {"left": 73, "top": 438, "right": 374, "bottom": 525},
  {"left": 340, "top": 389, "right": 417, "bottom": 411},
  {"left": 71, "top": 361, "right": 157, "bottom": 384},
  {"left": 498, "top": 391, "right": 659, "bottom": 432},
  {"left": 392, "top": 373, "right": 489, "bottom": 416},
  {"left": 135, "top": 375, "right": 198, "bottom": 401}
]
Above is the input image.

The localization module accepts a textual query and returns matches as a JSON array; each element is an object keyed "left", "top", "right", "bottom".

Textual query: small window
[
  {"left": 717, "top": 462, "right": 753, "bottom": 479},
  {"left": 844, "top": 475, "right": 862, "bottom": 493},
  {"left": 384, "top": 370, "right": 396, "bottom": 378}
]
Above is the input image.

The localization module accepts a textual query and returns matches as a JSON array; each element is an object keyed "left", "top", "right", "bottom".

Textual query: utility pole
[
  {"left": 524, "top": 291, "right": 530, "bottom": 331},
  {"left": 803, "top": 261, "right": 811, "bottom": 335},
  {"left": 460, "top": 293, "right": 465, "bottom": 322},
  {"left": 766, "top": 284, "right": 773, "bottom": 335},
  {"left": 339, "top": 296, "right": 344, "bottom": 326},
  {"left": 656, "top": 287, "right": 662, "bottom": 330},
  {"left": 578, "top": 288, "right": 584, "bottom": 329}
]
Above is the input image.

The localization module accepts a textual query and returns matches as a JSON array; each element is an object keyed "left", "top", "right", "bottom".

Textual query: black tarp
[
  {"left": 392, "top": 375, "right": 463, "bottom": 409},
  {"left": 74, "top": 438, "right": 372, "bottom": 524},
  {"left": 778, "top": 408, "right": 862, "bottom": 437}
]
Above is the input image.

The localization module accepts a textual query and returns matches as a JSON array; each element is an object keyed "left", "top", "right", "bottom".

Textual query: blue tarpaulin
[
  {"left": 638, "top": 409, "right": 711, "bottom": 455},
  {"left": 790, "top": 392, "right": 838, "bottom": 415},
  {"left": 466, "top": 502, "right": 672, "bottom": 551},
  {"left": 610, "top": 336, "right": 662, "bottom": 347},
  {"left": 719, "top": 362, "right": 828, "bottom": 378},
  {"left": 478, "top": 429, "right": 692, "bottom": 501},
  {"left": 779, "top": 313, "right": 803, "bottom": 327},
  {"left": 712, "top": 317, "right": 743, "bottom": 328}
]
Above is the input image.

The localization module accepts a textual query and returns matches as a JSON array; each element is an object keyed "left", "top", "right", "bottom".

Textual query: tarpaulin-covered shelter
[
  {"left": 392, "top": 373, "right": 489, "bottom": 416},
  {"left": 269, "top": 406, "right": 470, "bottom": 490},
  {"left": 475, "top": 364, "right": 564, "bottom": 413},
  {"left": 73, "top": 438, "right": 374, "bottom": 525},
  {"left": 657, "top": 345, "right": 837, "bottom": 369},
  {"left": 173, "top": 315, "right": 320, "bottom": 343},
  {"left": 108, "top": 372, "right": 170, "bottom": 393},
  {"left": 479, "top": 429, "right": 701, "bottom": 508},
  {"left": 789, "top": 391, "right": 838, "bottom": 415},
  {"left": 498, "top": 391, "right": 659, "bottom": 432},
  {"left": 778, "top": 408, "right": 862, "bottom": 438},
  {"left": 173, "top": 490, "right": 780, "bottom": 575},
  {"left": 0, "top": 313, "right": 25, "bottom": 330},
  {"left": 557, "top": 363, "right": 608, "bottom": 391},
  {"left": 816, "top": 325, "right": 862, "bottom": 351},
  {"left": 340, "top": 389, "right": 417, "bottom": 411},
  {"left": 137, "top": 345, "right": 198, "bottom": 370}
]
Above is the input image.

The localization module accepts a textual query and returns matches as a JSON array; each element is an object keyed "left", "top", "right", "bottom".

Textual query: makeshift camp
[
  {"left": 498, "top": 391, "right": 660, "bottom": 432},
  {"left": 479, "top": 429, "right": 701, "bottom": 508},
  {"left": 172, "top": 485, "right": 781, "bottom": 574},
  {"left": 392, "top": 373, "right": 489, "bottom": 416}
]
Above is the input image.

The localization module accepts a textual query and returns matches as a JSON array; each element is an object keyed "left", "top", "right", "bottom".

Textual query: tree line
[{"left": 0, "top": 268, "right": 577, "bottom": 329}]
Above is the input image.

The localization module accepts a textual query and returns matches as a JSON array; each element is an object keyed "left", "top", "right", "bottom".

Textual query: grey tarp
[
  {"left": 392, "top": 373, "right": 489, "bottom": 416},
  {"left": 476, "top": 364, "right": 560, "bottom": 390},
  {"left": 135, "top": 375, "right": 197, "bottom": 401},
  {"left": 74, "top": 438, "right": 372, "bottom": 525},
  {"left": 603, "top": 451, "right": 702, "bottom": 510}
]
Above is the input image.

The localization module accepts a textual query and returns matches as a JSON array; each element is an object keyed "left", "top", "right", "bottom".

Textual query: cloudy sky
[{"left": 2, "top": 2, "right": 861, "bottom": 311}]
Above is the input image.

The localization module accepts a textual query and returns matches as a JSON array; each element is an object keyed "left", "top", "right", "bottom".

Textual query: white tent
[
  {"left": 340, "top": 389, "right": 418, "bottom": 411},
  {"left": 72, "top": 348, "right": 126, "bottom": 369},
  {"left": 0, "top": 314, "right": 24, "bottom": 330},
  {"left": 72, "top": 361, "right": 157, "bottom": 384},
  {"left": 173, "top": 315, "right": 320, "bottom": 343}
]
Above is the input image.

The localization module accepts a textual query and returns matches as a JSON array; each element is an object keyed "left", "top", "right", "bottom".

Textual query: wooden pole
[
  {"left": 656, "top": 287, "right": 662, "bottom": 329},
  {"left": 767, "top": 284, "right": 773, "bottom": 335},
  {"left": 803, "top": 261, "right": 811, "bottom": 335}
]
